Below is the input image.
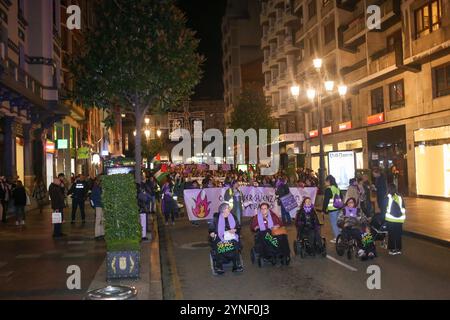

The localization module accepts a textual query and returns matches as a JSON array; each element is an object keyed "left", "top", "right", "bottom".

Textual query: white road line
[{"left": 326, "top": 255, "right": 358, "bottom": 272}]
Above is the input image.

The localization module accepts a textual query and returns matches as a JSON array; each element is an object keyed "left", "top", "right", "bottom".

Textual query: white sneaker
[
  {"left": 389, "top": 250, "right": 396, "bottom": 256},
  {"left": 395, "top": 251, "right": 402, "bottom": 255},
  {"left": 330, "top": 239, "right": 336, "bottom": 244},
  {"left": 358, "top": 249, "right": 365, "bottom": 257}
]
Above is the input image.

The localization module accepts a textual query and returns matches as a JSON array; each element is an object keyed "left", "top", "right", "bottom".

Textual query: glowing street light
[
  {"left": 157, "top": 129, "right": 162, "bottom": 138},
  {"left": 338, "top": 85, "right": 348, "bottom": 97},
  {"left": 306, "top": 88, "right": 316, "bottom": 101},
  {"left": 324, "top": 81, "right": 335, "bottom": 92},
  {"left": 313, "top": 58, "right": 323, "bottom": 70},
  {"left": 145, "top": 117, "right": 150, "bottom": 125},
  {"left": 290, "top": 85, "right": 300, "bottom": 99},
  {"left": 145, "top": 129, "right": 151, "bottom": 138}
]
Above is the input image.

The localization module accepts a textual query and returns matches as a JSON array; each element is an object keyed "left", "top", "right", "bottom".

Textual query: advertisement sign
[
  {"left": 57, "top": 139, "right": 68, "bottom": 150},
  {"left": 46, "top": 140, "right": 55, "bottom": 154},
  {"left": 328, "top": 151, "right": 356, "bottom": 191},
  {"left": 77, "top": 147, "right": 90, "bottom": 159},
  {"left": 184, "top": 187, "right": 318, "bottom": 221},
  {"left": 367, "top": 113, "right": 385, "bottom": 125}
]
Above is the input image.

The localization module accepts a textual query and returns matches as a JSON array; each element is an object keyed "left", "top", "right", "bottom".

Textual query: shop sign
[
  {"left": 367, "top": 113, "right": 384, "bottom": 125},
  {"left": 309, "top": 130, "right": 319, "bottom": 138},
  {"left": 339, "top": 121, "right": 352, "bottom": 131},
  {"left": 323, "top": 126, "right": 332, "bottom": 135},
  {"left": 77, "top": 147, "right": 90, "bottom": 159},
  {"left": 46, "top": 140, "right": 56, "bottom": 154}
]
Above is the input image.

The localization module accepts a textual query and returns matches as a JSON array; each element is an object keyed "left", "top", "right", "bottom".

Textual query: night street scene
[{"left": 0, "top": 0, "right": 450, "bottom": 307}]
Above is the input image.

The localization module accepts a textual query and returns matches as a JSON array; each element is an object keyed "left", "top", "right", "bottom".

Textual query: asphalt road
[{"left": 159, "top": 213, "right": 450, "bottom": 300}]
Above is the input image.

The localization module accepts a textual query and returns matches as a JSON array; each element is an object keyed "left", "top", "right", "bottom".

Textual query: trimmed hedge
[{"left": 102, "top": 174, "right": 141, "bottom": 252}]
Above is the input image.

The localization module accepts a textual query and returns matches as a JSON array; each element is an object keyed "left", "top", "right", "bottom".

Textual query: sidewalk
[{"left": 403, "top": 197, "right": 450, "bottom": 244}]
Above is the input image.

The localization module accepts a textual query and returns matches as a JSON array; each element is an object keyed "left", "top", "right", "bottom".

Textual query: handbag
[
  {"left": 272, "top": 226, "right": 288, "bottom": 236},
  {"left": 52, "top": 211, "right": 62, "bottom": 224}
]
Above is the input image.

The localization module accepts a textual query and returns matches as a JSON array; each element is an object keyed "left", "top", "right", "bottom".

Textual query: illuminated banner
[
  {"left": 77, "top": 147, "right": 90, "bottom": 159},
  {"left": 339, "top": 121, "right": 352, "bottom": 131},
  {"left": 184, "top": 187, "right": 318, "bottom": 221},
  {"left": 328, "top": 151, "right": 356, "bottom": 191},
  {"left": 57, "top": 139, "right": 68, "bottom": 150},
  {"left": 367, "top": 113, "right": 384, "bottom": 125}
]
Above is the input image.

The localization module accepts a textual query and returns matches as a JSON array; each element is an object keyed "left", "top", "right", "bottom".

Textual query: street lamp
[
  {"left": 290, "top": 58, "right": 347, "bottom": 193},
  {"left": 157, "top": 129, "right": 162, "bottom": 138}
]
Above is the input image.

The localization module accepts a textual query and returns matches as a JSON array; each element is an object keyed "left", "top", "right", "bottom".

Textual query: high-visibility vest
[
  {"left": 385, "top": 194, "right": 406, "bottom": 223},
  {"left": 327, "top": 185, "right": 341, "bottom": 211}
]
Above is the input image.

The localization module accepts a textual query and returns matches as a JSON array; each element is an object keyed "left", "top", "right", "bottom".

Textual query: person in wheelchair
[
  {"left": 338, "top": 198, "right": 367, "bottom": 258},
  {"left": 250, "top": 203, "right": 290, "bottom": 264},
  {"left": 295, "top": 197, "right": 324, "bottom": 255},
  {"left": 208, "top": 203, "right": 243, "bottom": 274}
]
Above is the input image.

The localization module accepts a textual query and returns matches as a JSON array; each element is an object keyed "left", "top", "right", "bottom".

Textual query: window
[
  {"left": 297, "top": 6, "right": 304, "bottom": 29},
  {"left": 342, "top": 99, "right": 352, "bottom": 122},
  {"left": 387, "top": 31, "right": 402, "bottom": 53},
  {"left": 324, "top": 105, "right": 333, "bottom": 127},
  {"left": 310, "top": 110, "right": 318, "bottom": 130},
  {"left": 433, "top": 63, "right": 450, "bottom": 98},
  {"left": 308, "top": 1, "right": 317, "bottom": 20},
  {"left": 415, "top": 0, "right": 442, "bottom": 39},
  {"left": 371, "top": 87, "right": 384, "bottom": 114},
  {"left": 324, "top": 20, "right": 335, "bottom": 44},
  {"left": 389, "top": 80, "right": 405, "bottom": 109},
  {"left": 309, "top": 34, "right": 318, "bottom": 57}
]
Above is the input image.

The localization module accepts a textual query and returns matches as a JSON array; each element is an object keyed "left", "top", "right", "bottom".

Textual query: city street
[
  {"left": 160, "top": 214, "right": 450, "bottom": 300},
  {"left": 0, "top": 207, "right": 105, "bottom": 300}
]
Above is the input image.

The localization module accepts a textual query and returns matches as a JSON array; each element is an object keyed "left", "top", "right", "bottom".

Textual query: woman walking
[
  {"left": 12, "top": 181, "right": 27, "bottom": 226},
  {"left": 322, "top": 175, "right": 343, "bottom": 243},
  {"left": 32, "top": 176, "right": 47, "bottom": 214}
]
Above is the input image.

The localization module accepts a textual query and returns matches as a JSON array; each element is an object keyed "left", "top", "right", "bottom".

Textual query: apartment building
[
  {"left": 261, "top": 0, "right": 450, "bottom": 198},
  {"left": 222, "top": 0, "right": 264, "bottom": 125}
]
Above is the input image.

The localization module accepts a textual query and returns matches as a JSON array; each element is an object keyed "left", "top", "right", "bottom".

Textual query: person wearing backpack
[{"left": 322, "top": 175, "right": 343, "bottom": 243}]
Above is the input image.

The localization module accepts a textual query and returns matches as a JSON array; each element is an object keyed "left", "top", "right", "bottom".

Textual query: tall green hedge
[{"left": 102, "top": 174, "right": 141, "bottom": 252}]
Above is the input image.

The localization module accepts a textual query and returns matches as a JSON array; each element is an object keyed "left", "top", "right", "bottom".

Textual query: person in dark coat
[
  {"left": 372, "top": 168, "right": 387, "bottom": 215},
  {"left": 295, "top": 197, "right": 324, "bottom": 254},
  {"left": 12, "top": 181, "right": 27, "bottom": 226},
  {"left": 68, "top": 175, "right": 88, "bottom": 225},
  {"left": 0, "top": 176, "right": 11, "bottom": 223},
  {"left": 49, "top": 178, "right": 66, "bottom": 238},
  {"left": 275, "top": 176, "right": 292, "bottom": 225},
  {"left": 161, "top": 181, "right": 176, "bottom": 225}
]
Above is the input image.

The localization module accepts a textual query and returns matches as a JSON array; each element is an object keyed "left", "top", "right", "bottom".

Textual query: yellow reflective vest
[{"left": 385, "top": 194, "right": 406, "bottom": 224}]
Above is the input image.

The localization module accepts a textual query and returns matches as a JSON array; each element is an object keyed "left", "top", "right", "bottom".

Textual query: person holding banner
[
  {"left": 208, "top": 203, "right": 243, "bottom": 274},
  {"left": 224, "top": 181, "right": 244, "bottom": 224},
  {"left": 250, "top": 203, "right": 291, "bottom": 265},
  {"left": 275, "top": 177, "right": 292, "bottom": 225}
]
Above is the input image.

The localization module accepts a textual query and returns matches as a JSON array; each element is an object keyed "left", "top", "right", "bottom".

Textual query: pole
[{"left": 317, "top": 72, "right": 326, "bottom": 194}]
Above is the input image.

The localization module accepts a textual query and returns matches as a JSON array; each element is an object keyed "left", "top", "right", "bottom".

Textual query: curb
[
  {"left": 149, "top": 214, "right": 163, "bottom": 300},
  {"left": 403, "top": 231, "right": 450, "bottom": 247}
]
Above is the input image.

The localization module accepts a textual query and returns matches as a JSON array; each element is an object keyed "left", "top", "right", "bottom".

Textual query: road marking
[{"left": 326, "top": 255, "right": 358, "bottom": 272}]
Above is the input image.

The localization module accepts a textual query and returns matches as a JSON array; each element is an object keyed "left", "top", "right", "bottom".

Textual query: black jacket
[
  {"left": 68, "top": 180, "right": 87, "bottom": 200},
  {"left": 208, "top": 212, "right": 241, "bottom": 235},
  {"left": 322, "top": 188, "right": 333, "bottom": 213},
  {"left": 12, "top": 186, "right": 27, "bottom": 206},
  {"left": 49, "top": 183, "right": 65, "bottom": 210}
]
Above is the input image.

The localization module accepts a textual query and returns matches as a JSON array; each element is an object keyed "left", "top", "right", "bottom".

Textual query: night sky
[{"left": 177, "top": 0, "right": 227, "bottom": 101}]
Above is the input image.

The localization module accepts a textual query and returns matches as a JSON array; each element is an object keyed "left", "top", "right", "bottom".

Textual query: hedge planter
[
  {"left": 102, "top": 174, "right": 142, "bottom": 280},
  {"left": 107, "top": 251, "right": 140, "bottom": 280}
]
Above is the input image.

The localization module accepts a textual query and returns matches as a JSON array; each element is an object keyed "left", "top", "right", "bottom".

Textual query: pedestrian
[
  {"left": 359, "top": 174, "right": 373, "bottom": 217},
  {"left": 49, "top": 178, "right": 65, "bottom": 238},
  {"left": 162, "top": 180, "right": 176, "bottom": 226},
  {"left": 384, "top": 183, "right": 406, "bottom": 256},
  {"left": 0, "top": 176, "right": 12, "bottom": 223},
  {"left": 372, "top": 168, "right": 387, "bottom": 215},
  {"left": 12, "top": 181, "right": 27, "bottom": 226},
  {"left": 322, "top": 175, "right": 343, "bottom": 243},
  {"left": 344, "top": 178, "right": 363, "bottom": 208},
  {"left": 224, "top": 180, "right": 244, "bottom": 224},
  {"left": 275, "top": 176, "right": 292, "bottom": 225},
  {"left": 32, "top": 176, "right": 47, "bottom": 214},
  {"left": 68, "top": 174, "right": 87, "bottom": 225},
  {"left": 144, "top": 176, "right": 158, "bottom": 214},
  {"left": 91, "top": 177, "right": 104, "bottom": 239}
]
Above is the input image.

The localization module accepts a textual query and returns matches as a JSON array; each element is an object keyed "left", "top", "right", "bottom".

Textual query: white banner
[{"left": 184, "top": 187, "right": 318, "bottom": 221}]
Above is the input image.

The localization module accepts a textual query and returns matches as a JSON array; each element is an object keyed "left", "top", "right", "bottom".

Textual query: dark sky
[{"left": 177, "top": 0, "right": 227, "bottom": 100}]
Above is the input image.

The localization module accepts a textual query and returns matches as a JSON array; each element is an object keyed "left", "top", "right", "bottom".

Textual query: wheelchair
[
  {"left": 335, "top": 228, "right": 360, "bottom": 260},
  {"left": 293, "top": 232, "right": 327, "bottom": 259},
  {"left": 208, "top": 235, "right": 244, "bottom": 276},
  {"left": 250, "top": 232, "right": 291, "bottom": 268}
]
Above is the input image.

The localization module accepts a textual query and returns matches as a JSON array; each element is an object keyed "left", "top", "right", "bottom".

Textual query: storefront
[
  {"left": 414, "top": 125, "right": 450, "bottom": 198},
  {"left": 368, "top": 125, "right": 408, "bottom": 195},
  {"left": 15, "top": 137, "right": 24, "bottom": 183},
  {"left": 45, "top": 140, "right": 56, "bottom": 189}
]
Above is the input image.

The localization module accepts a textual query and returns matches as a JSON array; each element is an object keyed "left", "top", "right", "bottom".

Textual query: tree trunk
[{"left": 135, "top": 111, "right": 143, "bottom": 185}]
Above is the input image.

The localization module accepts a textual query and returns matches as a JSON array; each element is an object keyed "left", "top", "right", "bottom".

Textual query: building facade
[
  {"left": 260, "top": 0, "right": 450, "bottom": 198},
  {"left": 222, "top": 0, "right": 264, "bottom": 125}
]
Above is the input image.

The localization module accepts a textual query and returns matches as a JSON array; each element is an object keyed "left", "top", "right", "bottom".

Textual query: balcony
[
  {"left": 284, "top": 36, "right": 300, "bottom": 54},
  {"left": 261, "top": 35, "right": 269, "bottom": 49},
  {"left": 284, "top": 11, "right": 298, "bottom": 27},
  {"left": 0, "top": 58, "right": 44, "bottom": 106},
  {"left": 369, "top": 50, "right": 396, "bottom": 74},
  {"left": 342, "top": 14, "right": 366, "bottom": 44},
  {"left": 341, "top": 59, "right": 368, "bottom": 84}
]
